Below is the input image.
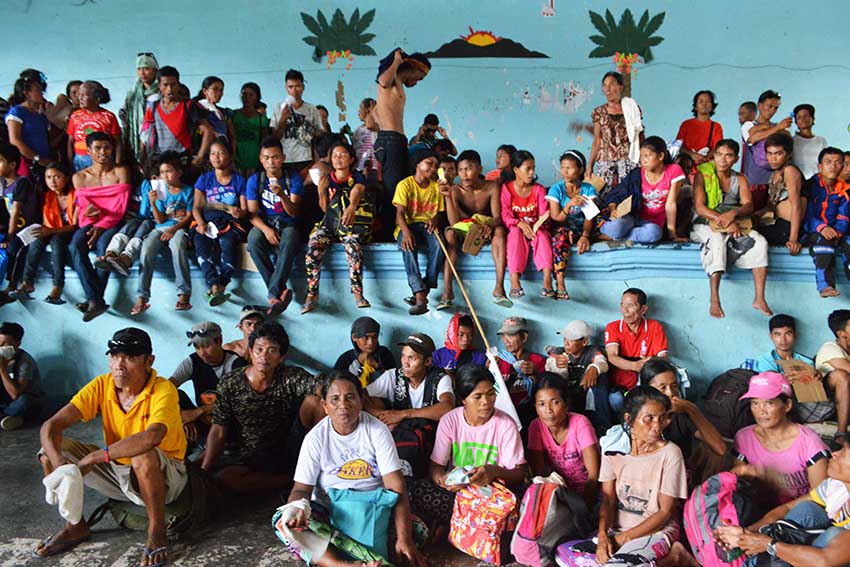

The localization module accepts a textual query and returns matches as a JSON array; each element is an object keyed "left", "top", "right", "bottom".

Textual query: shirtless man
[
  {"left": 440, "top": 149, "right": 510, "bottom": 308},
  {"left": 373, "top": 48, "right": 431, "bottom": 240},
  {"left": 222, "top": 305, "right": 266, "bottom": 362},
  {"left": 756, "top": 132, "right": 804, "bottom": 254},
  {"left": 70, "top": 132, "right": 131, "bottom": 321}
]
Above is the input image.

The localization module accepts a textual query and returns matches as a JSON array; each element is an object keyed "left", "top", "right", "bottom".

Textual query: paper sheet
[
  {"left": 16, "top": 224, "right": 42, "bottom": 246},
  {"left": 615, "top": 196, "right": 632, "bottom": 218},
  {"left": 581, "top": 198, "right": 600, "bottom": 220},
  {"left": 151, "top": 179, "right": 168, "bottom": 202},
  {"left": 309, "top": 168, "right": 321, "bottom": 186}
]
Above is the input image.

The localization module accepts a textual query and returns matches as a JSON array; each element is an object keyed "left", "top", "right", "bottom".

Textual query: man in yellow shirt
[
  {"left": 34, "top": 328, "right": 186, "bottom": 567},
  {"left": 394, "top": 148, "right": 447, "bottom": 315}
]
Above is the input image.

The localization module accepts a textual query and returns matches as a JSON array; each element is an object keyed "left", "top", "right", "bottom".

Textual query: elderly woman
[
  {"left": 558, "top": 386, "right": 692, "bottom": 567},
  {"left": 586, "top": 72, "right": 643, "bottom": 194},
  {"left": 733, "top": 371, "right": 829, "bottom": 506},
  {"left": 278, "top": 371, "right": 425, "bottom": 567}
]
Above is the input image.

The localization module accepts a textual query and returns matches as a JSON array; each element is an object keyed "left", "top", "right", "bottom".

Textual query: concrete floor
[{"left": 0, "top": 420, "right": 490, "bottom": 567}]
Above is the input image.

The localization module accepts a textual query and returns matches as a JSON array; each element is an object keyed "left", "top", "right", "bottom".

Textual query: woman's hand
[
  {"left": 577, "top": 234, "right": 590, "bottom": 254},
  {"left": 566, "top": 195, "right": 587, "bottom": 209},
  {"left": 608, "top": 203, "right": 621, "bottom": 220},
  {"left": 714, "top": 525, "right": 770, "bottom": 555},
  {"left": 518, "top": 221, "right": 534, "bottom": 240},
  {"left": 286, "top": 507, "right": 310, "bottom": 531},
  {"left": 596, "top": 533, "right": 614, "bottom": 565},
  {"left": 396, "top": 537, "right": 427, "bottom": 567},
  {"left": 468, "top": 464, "right": 499, "bottom": 486}
]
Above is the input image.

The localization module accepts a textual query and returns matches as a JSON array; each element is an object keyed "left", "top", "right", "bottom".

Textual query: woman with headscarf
[
  {"left": 333, "top": 317, "right": 396, "bottom": 387},
  {"left": 121, "top": 53, "right": 160, "bottom": 170}
]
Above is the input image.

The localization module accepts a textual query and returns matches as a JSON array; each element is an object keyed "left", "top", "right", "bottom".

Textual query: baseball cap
[
  {"left": 186, "top": 322, "right": 222, "bottom": 346},
  {"left": 398, "top": 333, "right": 436, "bottom": 357},
  {"left": 497, "top": 316, "right": 528, "bottom": 335},
  {"left": 238, "top": 305, "right": 267, "bottom": 325},
  {"left": 106, "top": 328, "right": 153, "bottom": 356},
  {"left": 739, "top": 372, "right": 792, "bottom": 400},
  {"left": 0, "top": 322, "right": 24, "bottom": 341},
  {"left": 557, "top": 320, "right": 592, "bottom": 341}
]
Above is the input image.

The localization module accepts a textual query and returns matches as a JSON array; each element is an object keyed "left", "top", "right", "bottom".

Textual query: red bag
[{"left": 449, "top": 483, "right": 518, "bottom": 565}]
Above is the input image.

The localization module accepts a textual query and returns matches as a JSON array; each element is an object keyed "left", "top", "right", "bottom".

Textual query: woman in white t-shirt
[{"left": 283, "top": 372, "right": 424, "bottom": 567}]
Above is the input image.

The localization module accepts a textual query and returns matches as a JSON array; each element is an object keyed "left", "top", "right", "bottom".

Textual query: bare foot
[
  {"left": 16, "top": 282, "right": 34, "bottom": 294},
  {"left": 821, "top": 287, "right": 841, "bottom": 297},
  {"left": 47, "top": 285, "right": 63, "bottom": 300},
  {"left": 709, "top": 300, "right": 725, "bottom": 318},
  {"left": 752, "top": 299, "right": 773, "bottom": 316}
]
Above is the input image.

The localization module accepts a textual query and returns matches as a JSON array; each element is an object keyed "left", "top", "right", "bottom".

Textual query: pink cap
[{"left": 739, "top": 371, "right": 792, "bottom": 400}]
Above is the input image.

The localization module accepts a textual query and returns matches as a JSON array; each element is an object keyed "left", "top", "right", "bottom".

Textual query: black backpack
[{"left": 703, "top": 368, "right": 756, "bottom": 439}]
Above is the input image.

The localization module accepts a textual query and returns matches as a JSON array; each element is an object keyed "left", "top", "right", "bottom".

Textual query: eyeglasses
[
  {"left": 137, "top": 52, "right": 155, "bottom": 57},
  {"left": 186, "top": 329, "right": 215, "bottom": 339}
]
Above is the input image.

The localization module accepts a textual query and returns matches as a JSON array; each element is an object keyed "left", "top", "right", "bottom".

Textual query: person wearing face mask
[
  {"left": 558, "top": 386, "right": 691, "bottom": 567},
  {"left": 0, "top": 322, "right": 42, "bottom": 431},
  {"left": 334, "top": 316, "right": 396, "bottom": 387},
  {"left": 431, "top": 313, "right": 487, "bottom": 374}
]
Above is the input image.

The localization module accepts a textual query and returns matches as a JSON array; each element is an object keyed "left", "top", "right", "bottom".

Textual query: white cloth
[
  {"left": 197, "top": 99, "right": 224, "bottom": 121},
  {"left": 366, "top": 369, "right": 453, "bottom": 408},
  {"left": 43, "top": 464, "right": 84, "bottom": 524},
  {"left": 600, "top": 424, "right": 630, "bottom": 454},
  {"left": 621, "top": 97, "right": 643, "bottom": 164},
  {"left": 486, "top": 347, "right": 522, "bottom": 430},
  {"left": 275, "top": 498, "right": 330, "bottom": 564},
  {"left": 690, "top": 223, "right": 769, "bottom": 275},
  {"left": 531, "top": 471, "right": 566, "bottom": 486},
  {"left": 293, "top": 412, "right": 400, "bottom": 508}
]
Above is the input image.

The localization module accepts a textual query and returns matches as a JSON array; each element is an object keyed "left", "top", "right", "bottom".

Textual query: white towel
[
  {"left": 621, "top": 97, "right": 643, "bottom": 164},
  {"left": 532, "top": 471, "right": 566, "bottom": 486},
  {"left": 198, "top": 99, "right": 224, "bottom": 121},
  {"left": 43, "top": 464, "right": 84, "bottom": 524},
  {"left": 274, "top": 498, "right": 330, "bottom": 564}
]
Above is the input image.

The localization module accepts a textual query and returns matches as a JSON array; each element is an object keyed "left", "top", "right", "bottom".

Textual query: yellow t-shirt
[
  {"left": 392, "top": 176, "right": 445, "bottom": 238},
  {"left": 70, "top": 370, "right": 187, "bottom": 464}
]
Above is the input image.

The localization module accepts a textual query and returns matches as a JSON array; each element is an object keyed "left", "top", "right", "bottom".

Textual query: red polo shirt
[{"left": 604, "top": 318, "right": 669, "bottom": 389}]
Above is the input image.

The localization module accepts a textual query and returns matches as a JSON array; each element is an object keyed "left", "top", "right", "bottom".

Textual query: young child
[
  {"left": 0, "top": 142, "right": 40, "bottom": 296},
  {"left": 802, "top": 147, "right": 850, "bottom": 297},
  {"left": 602, "top": 136, "right": 687, "bottom": 243},
  {"left": 17, "top": 163, "right": 76, "bottom": 304},
  {"left": 501, "top": 149, "right": 554, "bottom": 298},
  {"left": 192, "top": 137, "right": 247, "bottom": 305},
  {"left": 131, "top": 151, "right": 194, "bottom": 314},
  {"left": 394, "top": 148, "right": 446, "bottom": 315},
  {"left": 195, "top": 76, "right": 236, "bottom": 150},
  {"left": 66, "top": 80, "right": 121, "bottom": 171},
  {"left": 547, "top": 150, "right": 597, "bottom": 300},
  {"left": 352, "top": 97, "right": 377, "bottom": 176},
  {"left": 303, "top": 141, "right": 372, "bottom": 313}
]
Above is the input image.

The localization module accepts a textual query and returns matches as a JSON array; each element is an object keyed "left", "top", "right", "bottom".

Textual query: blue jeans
[
  {"left": 784, "top": 500, "right": 844, "bottom": 548},
  {"left": 69, "top": 225, "right": 121, "bottom": 303},
  {"left": 246, "top": 221, "right": 301, "bottom": 299},
  {"left": 23, "top": 232, "right": 74, "bottom": 286},
  {"left": 609, "top": 389, "right": 626, "bottom": 416},
  {"left": 137, "top": 228, "right": 191, "bottom": 301},
  {"left": 193, "top": 228, "right": 241, "bottom": 288},
  {"left": 0, "top": 392, "right": 36, "bottom": 417},
  {"left": 600, "top": 216, "right": 663, "bottom": 243},
  {"left": 397, "top": 223, "right": 444, "bottom": 294},
  {"left": 588, "top": 373, "right": 613, "bottom": 431}
]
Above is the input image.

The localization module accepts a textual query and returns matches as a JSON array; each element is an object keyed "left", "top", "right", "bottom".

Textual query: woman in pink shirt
[
  {"left": 500, "top": 150, "right": 554, "bottom": 299},
  {"left": 734, "top": 372, "right": 830, "bottom": 505}
]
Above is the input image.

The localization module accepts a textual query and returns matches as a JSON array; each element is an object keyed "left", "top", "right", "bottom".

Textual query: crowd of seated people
[
  {"left": 5, "top": 48, "right": 850, "bottom": 567},
  {"left": 1, "top": 57, "right": 849, "bottom": 321}
]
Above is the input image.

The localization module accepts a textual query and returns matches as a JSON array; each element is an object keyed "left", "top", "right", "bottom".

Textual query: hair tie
[{"left": 564, "top": 150, "right": 586, "bottom": 170}]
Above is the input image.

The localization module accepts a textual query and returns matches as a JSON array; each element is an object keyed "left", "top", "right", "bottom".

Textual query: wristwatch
[{"left": 766, "top": 538, "right": 778, "bottom": 557}]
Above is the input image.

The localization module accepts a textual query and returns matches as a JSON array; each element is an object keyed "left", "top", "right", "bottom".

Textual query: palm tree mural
[
  {"left": 587, "top": 9, "right": 665, "bottom": 96},
  {"left": 301, "top": 8, "right": 377, "bottom": 69}
]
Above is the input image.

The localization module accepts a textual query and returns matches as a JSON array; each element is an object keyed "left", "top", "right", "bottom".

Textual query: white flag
[{"left": 486, "top": 347, "right": 522, "bottom": 430}]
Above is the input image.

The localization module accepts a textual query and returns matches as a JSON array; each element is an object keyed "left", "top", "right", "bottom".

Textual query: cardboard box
[
  {"left": 615, "top": 196, "right": 632, "bottom": 218},
  {"left": 778, "top": 359, "right": 828, "bottom": 403},
  {"left": 709, "top": 216, "right": 753, "bottom": 234},
  {"left": 240, "top": 243, "right": 258, "bottom": 273},
  {"left": 462, "top": 223, "right": 487, "bottom": 256}
]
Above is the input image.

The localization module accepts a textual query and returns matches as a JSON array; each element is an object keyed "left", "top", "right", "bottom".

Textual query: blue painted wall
[
  {"left": 2, "top": 1, "right": 849, "bottom": 406},
  {"left": 3, "top": 1, "right": 848, "bottom": 185}
]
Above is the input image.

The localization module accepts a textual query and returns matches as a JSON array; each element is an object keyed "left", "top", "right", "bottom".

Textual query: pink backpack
[{"left": 683, "top": 472, "right": 759, "bottom": 567}]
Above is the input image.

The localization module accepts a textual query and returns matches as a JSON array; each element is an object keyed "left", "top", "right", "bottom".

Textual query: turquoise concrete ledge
[{"left": 42, "top": 241, "right": 836, "bottom": 283}]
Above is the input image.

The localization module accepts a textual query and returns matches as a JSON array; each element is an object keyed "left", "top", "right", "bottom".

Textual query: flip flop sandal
[
  {"left": 82, "top": 302, "right": 109, "bottom": 322},
  {"left": 408, "top": 302, "right": 429, "bottom": 316},
  {"left": 44, "top": 296, "right": 67, "bottom": 305},
  {"left": 355, "top": 297, "right": 371, "bottom": 309},
  {"left": 268, "top": 289, "right": 293, "bottom": 316},
  {"left": 208, "top": 292, "right": 230, "bottom": 307},
  {"left": 130, "top": 303, "right": 150, "bottom": 316},
  {"left": 492, "top": 295, "right": 514, "bottom": 308},
  {"left": 509, "top": 288, "right": 525, "bottom": 299},
  {"left": 175, "top": 299, "right": 192, "bottom": 311},
  {"left": 139, "top": 545, "right": 168, "bottom": 567},
  {"left": 403, "top": 296, "right": 416, "bottom": 306},
  {"left": 75, "top": 301, "right": 88, "bottom": 313},
  {"left": 107, "top": 256, "right": 130, "bottom": 277},
  {"left": 301, "top": 298, "right": 318, "bottom": 314},
  {"left": 13, "top": 290, "right": 34, "bottom": 301},
  {"left": 540, "top": 288, "right": 556, "bottom": 298},
  {"left": 556, "top": 291, "right": 571, "bottom": 301},
  {"left": 32, "top": 531, "right": 91, "bottom": 558},
  {"left": 435, "top": 299, "right": 454, "bottom": 311}
]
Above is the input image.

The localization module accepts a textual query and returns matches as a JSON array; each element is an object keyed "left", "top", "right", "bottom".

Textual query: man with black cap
[
  {"left": 394, "top": 148, "right": 447, "bottom": 315},
  {"left": 364, "top": 332, "right": 454, "bottom": 476},
  {"left": 202, "top": 322, "right": 320, "bottom": 493},
  {"left": 334, "top": 316, "right": 396, "bottom": 386},
  {"left": 170, "top": 322, "right": 248, "bottom": 444},
  {"left": 374, "top": 47, "right": 431, "bottom": 240},
  {"left": 0, "top": 322, "right": 42, "bottom": 431},
  {"left": 35, "top": 328, "right": 186, "bottom": 566},
  {"left": 222, "top": 305, "right": 266, "bottom": 362}
]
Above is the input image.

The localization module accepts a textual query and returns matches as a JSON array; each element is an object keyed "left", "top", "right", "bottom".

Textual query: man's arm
[
  {"left": 194, "top": 119, "right": 214, "bottom": 165},
  {"left": 82, "top": 423, "right": 167, "bottom": 466},
  {"left": 0, "top": 357, "right": 25, "bottom": 399},
  {"left": 377, "top": 49, "right": 404, "bottom": 89},
  {"left": 746, "top": 118, "right": 793, "bottom": 145},
  {"left": 605, "top": 343, "right": 642, "bottom": 373},
  {"left": 201, "top": 423, "right": 227, "bottom": 471},
  {"left": 39, "top": 403, "right": 84, "bottom": 468},
  {"left": 380, "top": 393, "right": 454, "bottom": 423}
]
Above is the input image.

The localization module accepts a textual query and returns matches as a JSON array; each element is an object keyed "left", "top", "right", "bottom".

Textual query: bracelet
[{"left": 103, "top": 446, "right": 110, "bottom": 464}]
